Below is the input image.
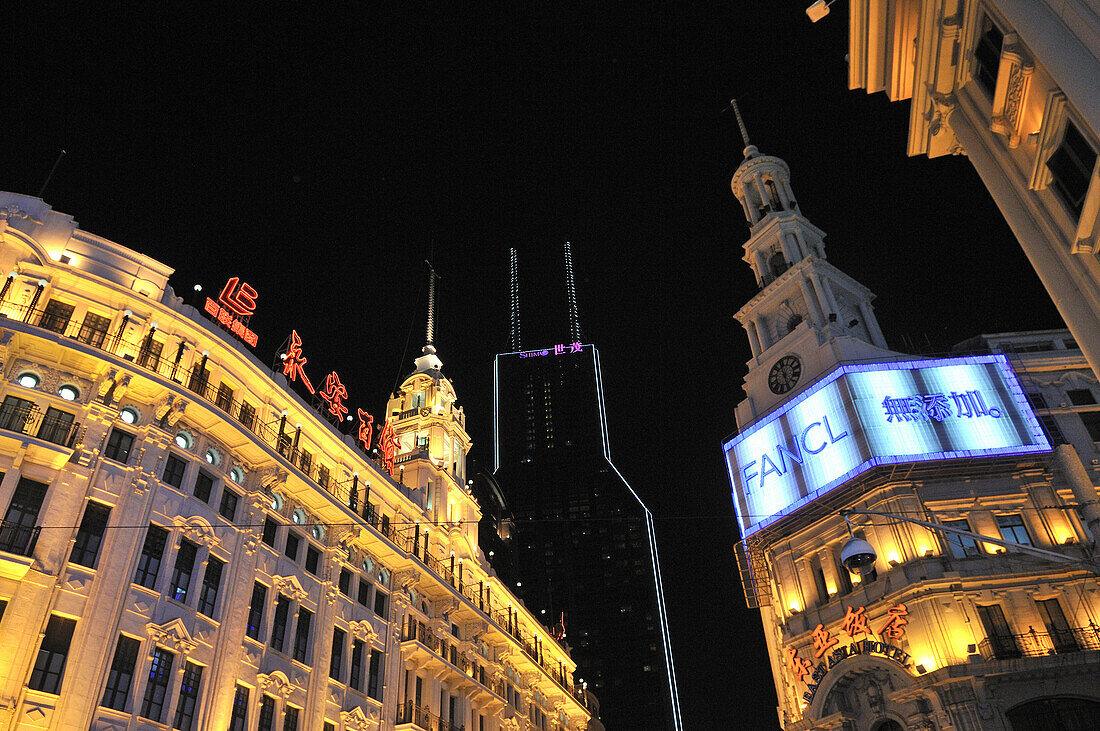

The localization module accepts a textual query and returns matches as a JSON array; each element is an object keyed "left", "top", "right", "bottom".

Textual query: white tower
[{"left": 729, "top": 101, "right": 894, "bottom": 427}]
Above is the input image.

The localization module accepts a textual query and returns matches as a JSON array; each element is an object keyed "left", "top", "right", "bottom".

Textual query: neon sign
[
  {"left": 357, "top": 408, "right": 375, "bottom": 452},
  {"left": 319, "top": 371, "right": 349, "bottom": 421},
  {"left": 280, "top": 330, "right": 314, "bottom": 394},
  {"left": 378, "top": 419, "right": 397, "bottom": 476},
  {"left": 217, "top": 276, "right": 258, "bottom": 317},
  {"left": 517, "top": 341, "right": 583, "bottom": 358},
  {"left": 725, "top": 355, "right": 1049, "bottom": 537},
  {"left": 204, "top": 296, "right": 259, "bottom": 347}
]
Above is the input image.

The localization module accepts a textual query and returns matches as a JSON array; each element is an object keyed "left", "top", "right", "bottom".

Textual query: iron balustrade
[
  {"left": 0, "top": 401, "right": 83, "bottom": 449},
  {"left": 978, "top": 625, "right": 1100, "bottom": 661},
  {"left": 396, "top": 700, "right": 464, "bottom": 731},
  {"left": 0, "top": 519, "right": 40, "bottom": 557}
]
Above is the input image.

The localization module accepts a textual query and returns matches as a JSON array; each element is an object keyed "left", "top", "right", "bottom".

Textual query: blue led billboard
[{"left": 724, "top": 355, "right": 1050, "bottom": 537}]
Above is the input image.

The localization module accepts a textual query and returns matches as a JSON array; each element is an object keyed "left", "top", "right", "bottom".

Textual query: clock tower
[{"left": 728, "top": 102, "right": 894, "bottom": 427}]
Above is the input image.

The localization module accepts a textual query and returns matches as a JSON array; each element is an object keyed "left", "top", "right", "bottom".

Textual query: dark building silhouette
[{"left": 493, "top": 341, "right": 681, "bottom": 730}]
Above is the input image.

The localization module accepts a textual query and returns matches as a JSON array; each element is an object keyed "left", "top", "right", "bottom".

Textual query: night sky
[{"left": 6, "top": 4, "right": 1062, "bottom": 728}]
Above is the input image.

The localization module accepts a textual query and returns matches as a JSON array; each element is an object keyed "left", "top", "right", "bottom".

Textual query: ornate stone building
[
  {"left": 0, "top": 192, "right": 594, "bottom": 731},
  {"left": 845, "top": 0, "right": 1100, "bottom": 382},
  {"left": 724, "top": 126, "right": 1100, "bottom": 730}
]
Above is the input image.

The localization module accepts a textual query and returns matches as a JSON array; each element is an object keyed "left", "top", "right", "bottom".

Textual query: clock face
[{"left": 768, "top": 355, "right": 802, "bottom": 395}]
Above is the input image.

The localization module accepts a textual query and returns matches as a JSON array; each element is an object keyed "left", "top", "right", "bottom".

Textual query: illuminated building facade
[
  {"left": 844, "top": 1, "right": 1100, "bottom": 382},
  {"left": 724, "top": 131, "right": 1100, "bottom": 730},
  {"left": 493, "top": 342, "right": 681, "bottom": 731},
  {"left": 0, "top": 192, "right": 593, "bottom": 731}
]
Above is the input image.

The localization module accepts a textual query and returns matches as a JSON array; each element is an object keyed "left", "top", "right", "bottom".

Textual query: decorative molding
[
  {"left": 349, "top": 619, "right": 381, "bottom": 646},
  {"left": 341, "top": 705, "right": 377, "bottom": 730},
  {"left": 175, "top": 515, "right": 219, "bottom": 550},
  {"left": 257, "top": 670, "right": 294, "bottom": 701},
  {"left": 272, "top": 574, "right": 309, "bottom": 603},
  {"left": 146, "top": 618, "right": 197, "bottom": 656}
]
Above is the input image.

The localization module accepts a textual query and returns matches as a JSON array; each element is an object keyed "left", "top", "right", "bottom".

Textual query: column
[
  {"left": 858, "top": 301, "right": 888, "bottom": 348},
  {"left": 797, "top": 278, "right": 824, "bottom": 328}
]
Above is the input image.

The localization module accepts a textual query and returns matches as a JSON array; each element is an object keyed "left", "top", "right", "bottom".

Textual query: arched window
[
  {"left": 768, "top": 251, "right": 789, "bottom": 279},
  {"left": 764, "top": 179, "right": 784, "bottom": 211},
  {"left": 872, "top": 720, "right": 904, "bottom": 731}
]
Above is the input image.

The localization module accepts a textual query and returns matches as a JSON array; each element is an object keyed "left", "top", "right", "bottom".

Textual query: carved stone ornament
[
  {"left": 349, "top": 620, "right": 380, "bottom": 646},
  {"left": 176, "top": 516, "right": 219, "bottom": 550},
  {"left": 341, "top": 705, "right": 377, "bottom": 730},
  {"left": 257, "top": 670, "right": 295, "bottom": 701},
  {"left": 272, "top": 574, "right": 309, "bottom": 603},
  {"left": 326, "top": 585, "right": 340, "bottom": 606},
  {"left": 0, "top": 205, "right": 39, "bottom": 223},
  {"left": 146, "top": 618, "right": 197, "bottom": 656},
  {"left": 924, "top": 86, "right": 957, "bottom": 138},
  {"left": 261, "top": 466, "right": 289, "bottom": 491},
  {"left": 393, "top": 568, "right": 421, "bottom": 590}
]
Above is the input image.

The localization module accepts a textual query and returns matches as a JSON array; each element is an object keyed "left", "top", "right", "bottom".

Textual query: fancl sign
[{"left": 724, "top": 355, "right": 1050, "bottom": 538}]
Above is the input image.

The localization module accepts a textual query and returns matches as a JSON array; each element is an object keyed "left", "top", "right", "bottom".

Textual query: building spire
[
  {"left": 415, "top": 262, "right": 443, "bottom": 374},
  {"left": 510, "top": 247, "right": 522, "bottom": 351},
  {"left": 563, "top": 241, "right": 582, "bottom": 343},
  {"left": 729, "top": 98, "right": 759, "bottom": 160}
]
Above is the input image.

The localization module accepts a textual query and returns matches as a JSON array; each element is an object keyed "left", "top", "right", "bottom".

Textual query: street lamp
[
  {"left": 805, "top": 0, "right": 839, "bottom": 22},
  {"left": 839, "top": 509, "right": 1100, "bottom": 576}
]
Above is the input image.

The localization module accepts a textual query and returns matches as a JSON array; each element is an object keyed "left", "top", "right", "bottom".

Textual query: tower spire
[
  {"left": 729, "top": 98, "right": 759, "bottom": 160},
  {"left": 563, "top": 241, "right": 582, "bottom": 343},
  {"left": 510, "top": 247, "right": 522, "bottom": 351},
  {"left": 415, "top": 262, "right": 444, "bottom": 374}
]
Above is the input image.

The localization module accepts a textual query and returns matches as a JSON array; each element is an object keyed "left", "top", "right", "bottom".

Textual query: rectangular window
[
  {"left": 305, "top": 545, "right": 321, "bottom": 575},
  {"left": 943, "top": 518, "right": 982, "bottom": 558},
  {"left": 262, "top": 517, "right": 278, "bottom": 547},
  {"left": 258, "top": 695, "right": 276, "bottom": 731},
  {"left": 70, "top": 500, "right": 110, "bottom": 568},
  {"left": 271, "top": 596, "right": 290, "bottom": 652},
  {"left": 349, "top": 639, "right": 365, "bottom": 691},
  {"left": 238, "top": 401, "right": 256, "bottom": 430},
  {"left": 285, "top": 531, "right": 301, "bottom": 561},
  {"left": 318, "top": 465, "right": 330, "bottom": 488},
  {"left": 0, "top": 599, "right": 6, "bottom": 624},
  {"left": 357, "top": 581, "right": 371, "bottom": 607},
  {"left": 163, "top": 453, "right": 187, "bottom": 488},
  {"left": 197, "top": 556, "right": 224, "bottom": 617},
  {"left": 140, "top": 647, "right": 174, "bottom": 721},
  {"left": 134, "top": 524, "right": 169, "bottom": 589},
  {"left": 1067, "top": 388, "right": 1097, "bottom": 406},
  {"left": 77, "top": 311, "right": 111, "bottom": 347},
  {"left": 380, "top": 513, "right": 391, "bottom": 537},
  {"left": 104, "top": 428, "right": 135, "bottom": 463},
  {"left": 293, "top": 607, "right": 313, "bottom": 663},
  {"left": 101, "top": 634, "right": 139, "bottom": 711},
  {"left": 136, "top": 336, "right": 163, "bottom": 370},
  {"left": 1080, "top": 411, "right": 1100, "bottom": 442},
  {"left": 38, "top": 299, "right": 74, "bottom": 333},
  {"left": 298, "top": 449, "right": 312, "bottom": 474},
  {"left": 172, "top": 661, "right": 203, "bottom": 731},
  {"left": 246, "top": 582, "right": 267, "bottom": 641},
  {"left": 36, "top": 406, "right": 75, "bottom": 446},
  {"left": 0, "top": 395, "right": 35, "bottom": 433},
  {"left": 1025, "top": 391, "right": 1048, "bottom": 409},
  {"left": 338, "top": 568, "right": 352, "bottom": 595},
  {"left": 374, "top": 589, "right": 388, "bottom": 619},
  {"left": 977, "top": 603, "right": 1021, "bottom": 659},
  {"left": 285, "top": 706, "right": 300, "bottom": 731},
  {"left": 1, "top": 476, "right": 45, "bottom": 555},
  {"left": 1048, "top": 121, "right": 1098, "bottom": 219},
  {"left": 193, "top": 471, "right": 214, "bottom": 503},
  {"left": 169, "top": 539, "right": 199, "bottom": 603},
  {"left": 973, "top": 13, "right": 1003, "bottom": 98},
  {"left": 330, "top": 626, "right": 346, "bottom": 681},
  {"left": 367, "top": 649, "right": 383, "bottom": 700},
  {"left": 219, "top": 488, "right": 239, "bottom": 522},
  {"left": 1036, "top": 597, "right": 1079, "bottom": 653},
  {"left": 229, "top": 685, "right": 249, "bottom": 731},
  {"left": 997, "top": 514, "right": 1032, "bottom": 546},
  {"left": 215, "top": 383, "right": 234, "bottom": 412}
]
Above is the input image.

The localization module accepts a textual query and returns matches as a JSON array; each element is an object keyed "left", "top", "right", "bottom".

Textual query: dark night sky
[{"left": 6, "top": 4, "right": 1062, "bottom": 728}]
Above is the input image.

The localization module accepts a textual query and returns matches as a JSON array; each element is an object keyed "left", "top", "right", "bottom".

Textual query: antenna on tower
[
  {"left": 563, "top": 241, "right": 582, "bottom": 343},
  {"left": 425, "top": 260, "right": 439, "bottom": 346},
  {"left": 729, "top": 99, "right": 751, "bottom": 150},
  {"left": 509, "top": 248, "right": 521, "bottom": 351}
]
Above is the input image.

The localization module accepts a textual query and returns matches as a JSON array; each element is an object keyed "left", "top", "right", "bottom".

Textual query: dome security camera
[{"left": 840, "top": 537, "right": 877, "bottom": 575}]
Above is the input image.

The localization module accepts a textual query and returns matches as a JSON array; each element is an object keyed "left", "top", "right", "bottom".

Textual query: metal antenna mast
[
  {"left": 563, "top": 241, "right": 581, "bottom": 343},
  {"left": 509, "top": 247, "right": 521, "bottom": 351},
  {"left": 425, "top": 261, "right": 438, "bottom": 346},
  {"left": 729, "top": 99, "right": 751, "bottom": 150}
]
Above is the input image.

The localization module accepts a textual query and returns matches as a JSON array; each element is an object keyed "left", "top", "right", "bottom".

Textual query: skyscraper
[{"left": 492, "top": 247, "right": 682, "bottom": 731}]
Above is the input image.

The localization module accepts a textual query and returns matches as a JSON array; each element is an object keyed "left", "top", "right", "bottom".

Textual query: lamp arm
[{"left": 840, "top": 508, "right": 1099, "bottom": 572}]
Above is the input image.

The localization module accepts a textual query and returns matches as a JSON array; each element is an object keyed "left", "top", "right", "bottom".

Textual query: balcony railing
[
  {"left": 396, "top": 700, "right": 464, "bottom": 731},
  {"left": 0, "top": 519, "right": 40, "bottom": 557},
  {"left": 0, "top": 402, "right": 84, "bottom": 449},
  {"left": 978, "top": 625, "right": 1100, "bottom": 661}
]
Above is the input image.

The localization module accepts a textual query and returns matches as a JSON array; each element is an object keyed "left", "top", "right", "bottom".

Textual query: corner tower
[{"left": 729, "top": 101, "right": 893, "bottom": 426}]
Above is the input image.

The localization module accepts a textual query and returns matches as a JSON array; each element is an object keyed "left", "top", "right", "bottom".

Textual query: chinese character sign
[
  {"left": 357, "top": 408, "right": 375, "bottom": 452},
  {"left": 725, "top": 355, "right": 1049, "bottom": 538},
  {"left": 281, "top": 330, "right": 315, "bottom": 394},
  {"left": 217, "top": 276, "right": 258, "bottom": 317},
  {"left": 378, "top": 419, "right": 397, "bottom": 476},
  {"left": 878, "top": 603, "right": 909, "bottom": 641},
  {"left": 319, "top": 371, "right": 349, "bottom": 421},
  {"left": 516, "top": 342, "right": 586, "bottom": 359}
]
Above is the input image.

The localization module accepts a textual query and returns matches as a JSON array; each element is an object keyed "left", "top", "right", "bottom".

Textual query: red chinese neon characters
[
  {"left": 785, "top": 647, "right": 812, "bottom": 683},
  {"left": 356, "top": 408, "right": 375, "bottom": 452},
  {"left": 878, "top": 603, "right": 909, "bottom": 641},
  {"left": 281, "top": 330, "right": 315, "bottom": 394},
  {"left": 811, "top": 623, "right": 839, "bottom": 658},
  {"left": 319, "top": 371, "right": 349, "bottom": 421},
  {"left": 378, "top": 418, "right": 398, "bottom": 476},
  {"left": 218, "top": 276, "right": 258, "bottom": 317},
  {"left": 841, "top": 605, "right": 872, "bottom": 639}
]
